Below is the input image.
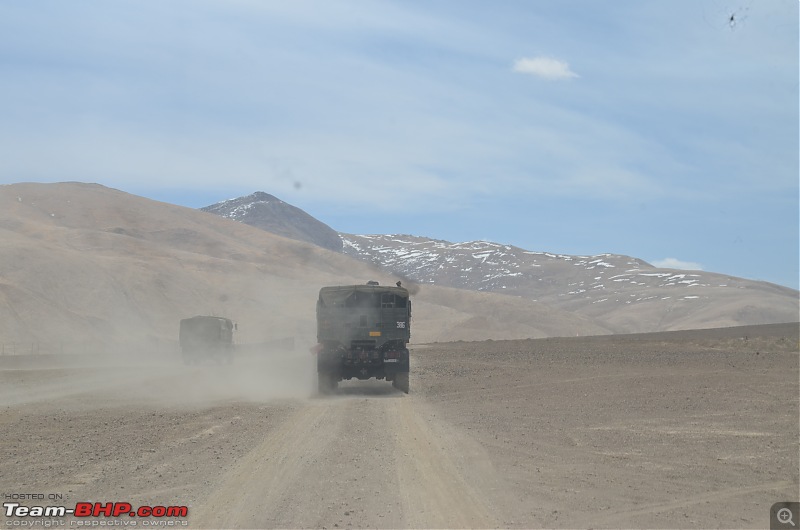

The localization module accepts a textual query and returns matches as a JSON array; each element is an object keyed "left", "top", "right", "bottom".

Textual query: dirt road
[{"left": 1, "top": 323, "right": 797, "bottom": 528}]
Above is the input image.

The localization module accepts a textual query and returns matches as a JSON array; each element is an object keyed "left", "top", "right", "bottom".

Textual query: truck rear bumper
[{"left": 339, "top": 362, "right": 408, "bottom": 381}]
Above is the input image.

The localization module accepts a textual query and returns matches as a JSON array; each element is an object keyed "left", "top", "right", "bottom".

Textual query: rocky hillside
[
  {"left": 0, "top": 182, "right": 614, "bottom": 350},
  {"left": 202, "top": 192, "right": 342, "bottom": 252},
  {"left": 341, "top": 234, "right": 651, "bottom": 295},
  {"left": 3, "top": 183, "right": 784, "bottom": 348},
  {"left": 203, "top": 192, "right": 799, "bottom": 334},
  {"left": 341, "top": 234, "right": 799, "bottom": 333}
]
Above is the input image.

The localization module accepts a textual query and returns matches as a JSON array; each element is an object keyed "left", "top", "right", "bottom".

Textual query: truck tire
[
  {"left": 318, "top": 372, "right": 338, "bottom": 395},
  {"left": 393, "top": 372, "right": 409, "bottom": 394}
]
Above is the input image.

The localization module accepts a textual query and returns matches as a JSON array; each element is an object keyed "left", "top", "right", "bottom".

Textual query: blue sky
[{"left": 1, "top": 1, "right": 798, "bottom": 289}]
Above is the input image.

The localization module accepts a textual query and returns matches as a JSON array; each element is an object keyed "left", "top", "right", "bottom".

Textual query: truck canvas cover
[{"left": 318, "top": 284, "right": 408, "bottom": 307}]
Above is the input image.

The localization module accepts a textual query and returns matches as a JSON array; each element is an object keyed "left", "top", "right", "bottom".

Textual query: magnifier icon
[{"left": 778, "top": 507, "right": 795, "bottom": 526}]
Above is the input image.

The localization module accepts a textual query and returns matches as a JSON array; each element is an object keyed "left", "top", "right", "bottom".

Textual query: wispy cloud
[
  {"left": 651, "top": 258, "right": 704, "bottom": 271},
  {"left": 512, "top": 56, "right": 578, "bottom": 80}
]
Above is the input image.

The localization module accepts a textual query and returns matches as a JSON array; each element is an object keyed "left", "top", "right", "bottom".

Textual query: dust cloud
[{"left": 0, "top": 345, "right": 318, "bottom": 409}]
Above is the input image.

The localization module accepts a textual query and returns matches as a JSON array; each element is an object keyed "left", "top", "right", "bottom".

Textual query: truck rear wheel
[
  {"left": 318, "top": 372, "right": 338, "bottom": 395},
  {"left": 393, "top": 372, "right": 409, "bottom": 394}
]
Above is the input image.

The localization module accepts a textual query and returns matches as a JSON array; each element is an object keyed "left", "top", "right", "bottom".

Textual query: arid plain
[{"left": 1, "top": 323, "right": 797, "bottom": 529}]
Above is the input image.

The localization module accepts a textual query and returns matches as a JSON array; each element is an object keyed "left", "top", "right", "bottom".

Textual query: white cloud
[
  {"left": 512, "top": 56, "right": 578, "bottom": 80},
  {"left": 651, "top": 258, "right": 704, "bottom": 271}
]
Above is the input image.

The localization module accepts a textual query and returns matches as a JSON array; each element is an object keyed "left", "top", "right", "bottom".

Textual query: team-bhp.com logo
[{"left": 4, "top": 502, "right": 188, "bottom": 526}]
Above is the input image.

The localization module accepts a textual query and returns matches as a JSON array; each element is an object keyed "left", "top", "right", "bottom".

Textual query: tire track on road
[
  {"left": 191, "top": 401, "right": 337, "bottom": 528},
  {"left": 192, "top": 392, "right": 503, "bottom": 529},
  {"left": 392, "top": 397, "right": 498, "bottom": 528}
]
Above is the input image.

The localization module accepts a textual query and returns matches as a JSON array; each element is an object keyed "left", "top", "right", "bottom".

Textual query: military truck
[
  {"left": 316, "top": 281, "right": 411, "bottom": 394},
  {"left": 179, "top": 315, "right": 236, "bottom": 365}
]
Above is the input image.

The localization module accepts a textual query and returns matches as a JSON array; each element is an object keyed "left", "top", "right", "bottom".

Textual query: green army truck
[
  {"left": 316, "top": 281, "right": 411, "bottom": 394},
  {"left": 179, "top": 315, "right": 236, "bottom": 365}
]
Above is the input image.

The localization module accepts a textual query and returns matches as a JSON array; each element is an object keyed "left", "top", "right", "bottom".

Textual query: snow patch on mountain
[{"left": 339, "top": 233, "right": 745, "bottom": 309}]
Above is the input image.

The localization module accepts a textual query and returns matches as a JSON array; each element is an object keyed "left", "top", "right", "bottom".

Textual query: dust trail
[{"left": 0, "top": 348, "right": 316, "bottom": 408}]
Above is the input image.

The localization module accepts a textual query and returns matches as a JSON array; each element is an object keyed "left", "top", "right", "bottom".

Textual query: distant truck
[
  {"left": 179, "top": 316, "right": 236, "bottom": 365},
  {"left": 316, "top": 281, "right": 411, "bottom": 394}
]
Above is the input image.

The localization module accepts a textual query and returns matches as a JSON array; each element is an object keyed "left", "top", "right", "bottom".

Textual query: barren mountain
[
  {"left": 204, "top": 193, "right": 799, "bottom": 334},
  {"left": 341, "top": 234, "right": 799, "bottom": 333},
  {"left": 201, "top": 192, "right": 342, "bottom": 252},
  {"left": 0, "top": 182, "right": 608, "bottom": 352}
]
